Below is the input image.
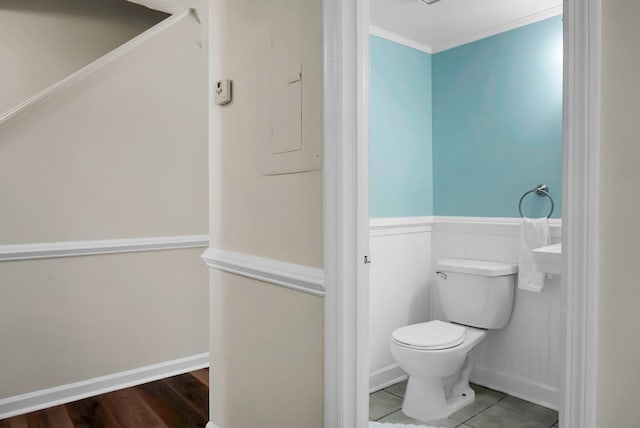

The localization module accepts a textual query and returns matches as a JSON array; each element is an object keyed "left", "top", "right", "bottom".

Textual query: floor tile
[
  {"left": 385, "top": 379, "right": 408, "bottom": 398},
  {"left": 465, "top": 405, "right": 550, "bottom": 428},
  {"left": 449, "top": 385, "right": 506, "bottom": 423},
  {"left": 378, "top": 410, "right": 458, "bottom": 427},
  {"left": 470, "top": 384, "right": 507, "bottom": 403},
  {"left": 369, "top": 390, "right": 403, "bottom": 420},
  {"left": 495, "top": 396, "right": 558, "bottom": 425}
]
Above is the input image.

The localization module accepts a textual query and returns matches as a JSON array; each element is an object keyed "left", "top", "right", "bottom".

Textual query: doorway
[
  {"left": 322, "top": 0, "right": 601, "bottom": 427},
  {"left": 368, "top": 3, "right": 562, "bottom": 426}
]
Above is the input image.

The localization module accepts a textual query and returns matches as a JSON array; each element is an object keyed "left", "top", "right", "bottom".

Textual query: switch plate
[{"left": 214, "top": 79, "right": 232, "bottom": 105}]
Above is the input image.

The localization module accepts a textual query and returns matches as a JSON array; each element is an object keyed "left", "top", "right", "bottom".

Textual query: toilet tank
[{"left": 436, "top": 258, "right": 518, "bottom": 329}]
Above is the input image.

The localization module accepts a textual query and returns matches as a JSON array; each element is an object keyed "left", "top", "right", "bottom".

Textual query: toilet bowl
[
  {"left": 389, "top": 258, "right": 518, "bottom": 422},
  {"left": 390, "top": 321, "right": 486, "bottom": 421}
]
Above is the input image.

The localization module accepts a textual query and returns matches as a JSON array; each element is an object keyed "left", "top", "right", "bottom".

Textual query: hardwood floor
[{"left": 0, "top": 369, "right": 209, "bottom": 428}]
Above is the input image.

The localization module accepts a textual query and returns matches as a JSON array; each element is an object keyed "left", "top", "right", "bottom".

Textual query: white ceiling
[{"left": 370, "top": 0, "right": 563, "bottom": 53}]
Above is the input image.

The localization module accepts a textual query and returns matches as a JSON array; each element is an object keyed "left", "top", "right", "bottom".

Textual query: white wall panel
[
  {"left": 368, "top": 217, "right": 562, "bottom": 408},
  {"left": 431, "top": 218, "right": 562, "bottom": 409},
  {"left": 368, "top": 219, "right": 432, "bottom": 391}
]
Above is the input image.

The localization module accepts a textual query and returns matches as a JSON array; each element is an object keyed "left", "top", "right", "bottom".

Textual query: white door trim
[
  {"left": 561, "top": 1, "right": 601, "bottom": 427},
  {"left": 322, "top": 1, "right": 601, "bottom": 428},
  {"left": 322, "top": 0, "right": 370, "bottom": 427}
]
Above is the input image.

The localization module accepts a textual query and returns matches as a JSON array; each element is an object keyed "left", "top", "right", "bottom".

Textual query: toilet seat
[{"left": 392, "top": 320, "right": 466, "bottom": 350}]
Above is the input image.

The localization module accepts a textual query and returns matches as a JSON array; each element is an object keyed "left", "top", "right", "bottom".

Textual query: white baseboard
[
  {"left": 369, "top": 363, "right": 407, "bottom": 394},
  {"left": 205, "top": 422, "right": 219, "bottom": 428},
  {"left": 471, "top": 365, "right": 559, "bottom": 411},
  {"left": 0, "top": 352, "right": 209, "bottom": 420}
]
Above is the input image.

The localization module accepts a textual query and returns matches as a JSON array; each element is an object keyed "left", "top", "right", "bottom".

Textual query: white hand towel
[{"left": 518, "top": 217, "right": 550, "bottom": 292}]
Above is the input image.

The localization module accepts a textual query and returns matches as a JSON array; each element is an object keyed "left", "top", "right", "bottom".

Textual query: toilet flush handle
[{"left": 436, "top": 271, "right": 447, "bottom": 280}]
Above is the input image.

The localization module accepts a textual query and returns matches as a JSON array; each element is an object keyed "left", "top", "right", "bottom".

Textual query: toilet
[{"left": 390, "top": 258, "right": 518, "bottom": 422}]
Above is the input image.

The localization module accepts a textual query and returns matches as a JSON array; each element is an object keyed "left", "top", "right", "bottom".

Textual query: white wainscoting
[
  {"left": 368, "top": 217, "right": 432, "bottom": 392},
  {"left": 0, "top": 353, "right": 209, "bottom": 420},
  {"left": 431, "top": 216, "right": 562, "bottom": 409},
  {"left": 368, "top": 216, "right": 562, "bottom": 409}
]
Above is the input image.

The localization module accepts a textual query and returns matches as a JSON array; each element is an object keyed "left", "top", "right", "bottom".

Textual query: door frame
[{"left": 322, "top": 0, "right": 602, "bottom": 427}]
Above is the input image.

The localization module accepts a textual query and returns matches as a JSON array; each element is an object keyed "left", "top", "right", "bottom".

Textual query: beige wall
[
  {"left": 0, "top": 4, "right": 208, "bottom": 399},
  {"left": 210, "top": 272, "right": 323, "bottom": 427},
  {"left": 0, "top": 0, "right": 167, "bottom": 116},
  {"left": 597, "top": 1, "right": 640, "bottom": 426},
  {"left": 0, "top": 10, "right": 208, "bottom": 243},
  {"left": 208, "top": 0, "right": 324, "bottom": 426},
  {"left": 0, "top": 249, "right": 208, "bottom": 398}
]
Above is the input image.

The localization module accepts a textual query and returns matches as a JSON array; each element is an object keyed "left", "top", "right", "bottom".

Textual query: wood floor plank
[
  {"left": 137, "top": 379, "right": 206, "bottom": 427},
  {"left": 0, "top": 415, "right": 28, "bottom": 428},
  {"left": 24, "top": 406, "right": 74, "bottom": 428},
  {"left": 65, "top": 395, "right": 121, "bottom": 428},
  {"left": 98, "top": 388, "right": 167, "bottom": 428},
  {"left": 190, "top": 368, "right": 209, "bottom": 387},
  {"left": 162, "top": 373, "right": 209, "bottom": 420},
  {"left": 44, "top": 406, "right": 75, "bottom": 428},
  {"left": 1, "top": 369, "right": 209, "bottom": 428}
]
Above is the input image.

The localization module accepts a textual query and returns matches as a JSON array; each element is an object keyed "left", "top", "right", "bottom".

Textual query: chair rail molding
[
  {"left": 0, "top": 235, "right": 209, "bottom": 262},
  {"left": 369, "top": 216, "right": 433, "bottom": 237},
  {"left": 432, "top": 216, "right": 562, "bottom": 239},
  {"left": 369, "top": 216, "right": 561, "bottom": 238},
  {"left": 201, "top": 248, "right": 325, "bottom": 297}
]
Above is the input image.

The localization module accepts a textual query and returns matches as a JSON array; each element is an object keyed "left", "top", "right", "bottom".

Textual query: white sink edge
[{"left": 533, "top": 243, "right": 562, "bottom": 275}]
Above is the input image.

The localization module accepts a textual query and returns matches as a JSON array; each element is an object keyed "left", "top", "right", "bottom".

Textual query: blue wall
[
  {"left": 432, "top": 17, "right": 563, "bottom": 218},
  {"left": 369, "top": 35, "right": 433, "bottom": 218}
]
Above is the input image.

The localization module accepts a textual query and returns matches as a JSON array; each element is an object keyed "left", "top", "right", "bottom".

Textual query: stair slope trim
[{"left": 0, "top": 8, "right": 192, "bottom": 127}]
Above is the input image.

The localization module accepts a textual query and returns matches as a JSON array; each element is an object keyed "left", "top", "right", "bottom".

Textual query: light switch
[{"left": 214, "top": 79, "right": 232, "bottom": 105}]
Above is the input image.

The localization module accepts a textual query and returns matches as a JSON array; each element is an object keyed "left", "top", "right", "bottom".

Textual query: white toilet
[{"left": 390, "top": 258, "right": 518, "bottom": 422}]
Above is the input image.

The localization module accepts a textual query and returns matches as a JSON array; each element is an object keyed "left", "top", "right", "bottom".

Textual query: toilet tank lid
[{"left": 437, "top": 258, "right": 518, "bottom": 277}]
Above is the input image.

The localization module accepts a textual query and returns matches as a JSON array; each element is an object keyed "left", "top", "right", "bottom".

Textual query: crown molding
[
  {"left": 431, "top": 5, "right": 563, "bottom": 53},
  {"left": 370, "top": 5, "right": 563, "bottom": 56},
  {"left": 369, "top": 26, "right": 433, "bottom": 54}
]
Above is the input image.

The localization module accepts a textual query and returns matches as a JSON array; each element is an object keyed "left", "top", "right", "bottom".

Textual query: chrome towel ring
[{"left": 518, "top": 184, "right": 554, "bottom": 218}]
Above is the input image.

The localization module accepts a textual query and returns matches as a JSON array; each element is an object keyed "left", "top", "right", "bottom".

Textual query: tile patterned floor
[{"left": 370, "top": 380, "right": 559, "bottom": 428}]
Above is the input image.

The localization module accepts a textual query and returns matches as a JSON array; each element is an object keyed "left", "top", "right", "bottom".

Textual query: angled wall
[{"left": 0, "top": 0, "right": 166, "bottom": 115}]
